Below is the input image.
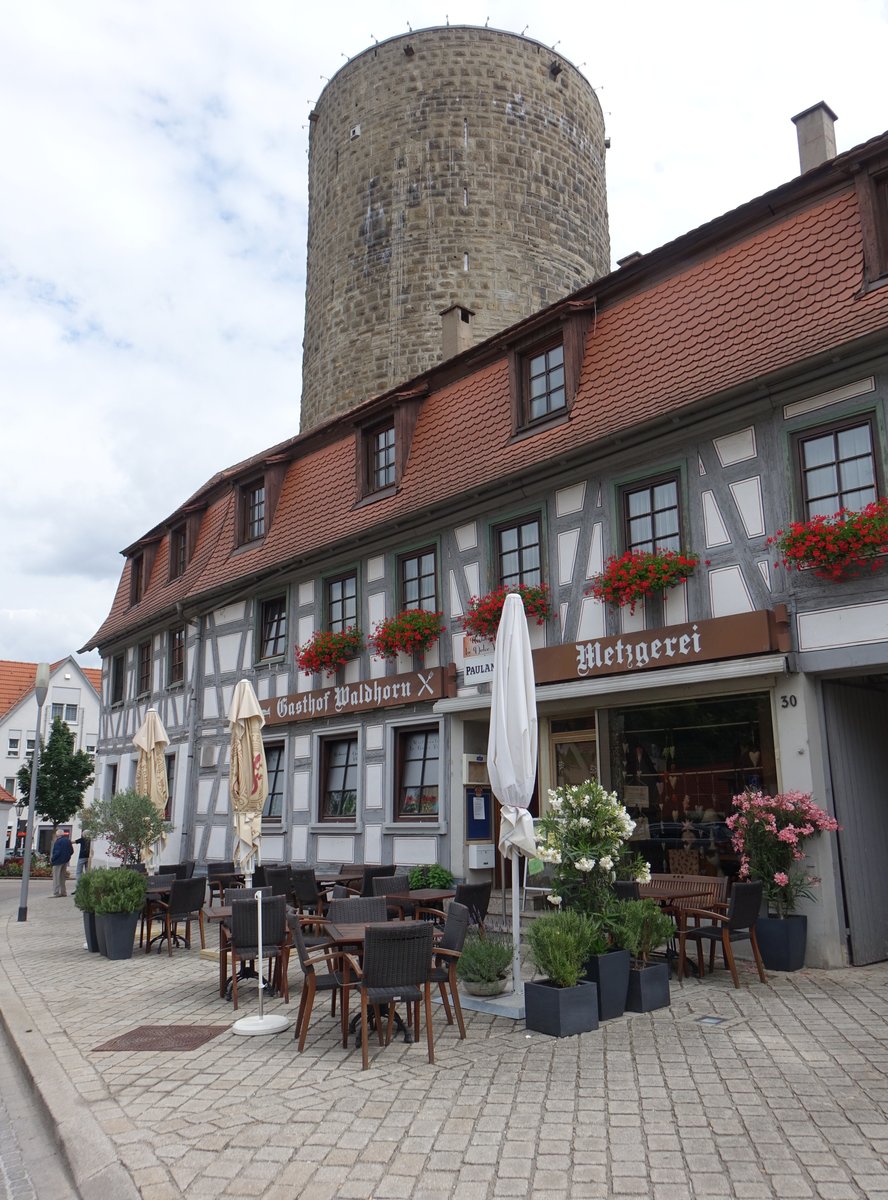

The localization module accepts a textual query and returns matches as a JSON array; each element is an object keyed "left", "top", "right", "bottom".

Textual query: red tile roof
[
  {"left": 85, "top": 176, "right": 888, "bottom": 651},
  {"left": 0, "top": 785, "right": 16, "bottom": 806},
  {"left": 0, "top": 660, "right": 101, "bottom": 720}
]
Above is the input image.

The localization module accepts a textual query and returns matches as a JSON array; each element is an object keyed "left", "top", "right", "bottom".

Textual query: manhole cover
[{"left": 94, "top": 1025, "right": 229, "bottom": 1052}]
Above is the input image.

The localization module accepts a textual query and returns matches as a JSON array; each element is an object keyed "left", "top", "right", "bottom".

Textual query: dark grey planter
[
  {"left": 625, "top": 962, "right": 670, "bottom": 1013},
  {"left": 98, "top": 911, "right": 140, "bottom": 961},
  {"left": 82, "top": 911, "right": 99, "bottom": 953},
  {"left": 755, "top": 914, "right": 807, "bottom": 971},
  {"left": 584, "top": 949, "right": 630, "bottom": 1021},
  {"left": 524, "top": 978, "right": 599, "bottom": 1037},
  {"left": 94, "top": 912, "right": 109, "bottom": 956}
]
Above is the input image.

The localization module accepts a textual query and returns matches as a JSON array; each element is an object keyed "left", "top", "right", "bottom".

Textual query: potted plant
[
  {"left": 524, "top": 909, "right": 599, "bottom": 1037},
  {"left": 91, "top": 868, "right": 147, "bottom": 960},
  {"left": 73, "top": 868, "right": 102, "bottom": 953},
  {"left": 727, "top": 789, "right": 840, "bottom": 970},
  {"left": 587, "top": 548, "right": 701, "bottom": 614},
  {"left": 368, "top": 610, "right": 444, "bottom": 660},
  {"left": 80, "top": 788, "right": 171, "bottom": 867},
  {"left": 407, "top": 864, "right": 455, "bottom": 890},
  {"left": 584, "top": 904, "right": 632, "bottom": 1022},
  {"left": 462, "top": 583, "right": 552, "bottom": 643},
  {"left": 456, "top": 929, "right": 513, "bottom": 996},
  {"left": 768, "top": 498, "right": 888, "bottom": 581},
  {"left": 294, "top": 627, "right": 364, "bottom": 674},
  {"left": 611, "top": 898, "right": 675, "bottom": 1012}
]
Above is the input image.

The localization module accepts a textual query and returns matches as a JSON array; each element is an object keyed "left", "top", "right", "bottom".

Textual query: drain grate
[
  {"left": 94, "top": 1024, "right": 229, "bottom": 1052},
  {"left": 694, "top": 1015, "right": 729, "bottom": 1026}
]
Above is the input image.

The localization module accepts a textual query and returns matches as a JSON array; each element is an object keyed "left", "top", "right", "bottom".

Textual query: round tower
[{"left": 300, "top": 25, "right": 610, "bottom": 430}]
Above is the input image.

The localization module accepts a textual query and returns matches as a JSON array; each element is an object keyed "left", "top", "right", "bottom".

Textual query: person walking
[
  {"left": 73, "top": 833, "right": 91, "bottom": 881},
  {"left": 50, "top": 831, "right": 74, "bottom": 897}
]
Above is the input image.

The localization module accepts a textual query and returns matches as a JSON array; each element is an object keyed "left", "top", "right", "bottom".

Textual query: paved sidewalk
[{"left": 1, "top": 881, "right": 887, "bottom": 1200}]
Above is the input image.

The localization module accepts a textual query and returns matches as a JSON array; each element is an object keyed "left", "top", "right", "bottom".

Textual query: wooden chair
[
  {"left": 677, "top": 880, "right": 768, "bottom": 988},
  {"left": 290, "top": 920, "right": 346, "bottom": 1052}
]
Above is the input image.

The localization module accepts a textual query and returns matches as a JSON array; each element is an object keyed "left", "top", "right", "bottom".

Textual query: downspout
[{"left": 181, "top": 612, "right": 205, "bottom": 863}]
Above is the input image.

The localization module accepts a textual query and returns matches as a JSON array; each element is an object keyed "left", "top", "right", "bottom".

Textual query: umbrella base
[{"left": 232, "top": 1014, "right": 289, "bottom": 1037}]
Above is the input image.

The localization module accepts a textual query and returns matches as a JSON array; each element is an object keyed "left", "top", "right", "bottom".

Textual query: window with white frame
[{"left": 7, "top": 734, "right": 20, "bottom": 758}]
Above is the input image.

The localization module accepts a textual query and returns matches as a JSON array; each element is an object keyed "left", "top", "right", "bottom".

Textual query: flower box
[
  {"left": 294, "top": 627, "right": 363, "bottom": 674},
  {"left": 754, "top": 914, "right": 807, "bottom": 971},
  {"left": 584, "top": 948, "right": 630, "bottom": 1020},
  {"left": 368, "top": 610, "right": 444, "bottom": 660},
  {"left": 625, "top": 962, "right": 670, "bottom": 1013},
  {"left": 768, "top": 498, "right": 888, "bottom": 581},
  {"left": 524, "top": 978, "right": 599, "bottom": 1037},
  {"left": 462, "top": 584, "right": 552, "bottom": 642},
  {"left": 587, "top": 549, "right": 700, "bottom": 614}
]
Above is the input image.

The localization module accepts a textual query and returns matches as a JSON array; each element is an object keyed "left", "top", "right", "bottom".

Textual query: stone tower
[{"left": 300, "top": 25, "right": 610, "bottom": 430}]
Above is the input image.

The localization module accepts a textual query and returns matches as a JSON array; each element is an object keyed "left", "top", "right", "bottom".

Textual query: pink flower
[{"left": 773, "top": 871, "right": 789, "bottom": 887}]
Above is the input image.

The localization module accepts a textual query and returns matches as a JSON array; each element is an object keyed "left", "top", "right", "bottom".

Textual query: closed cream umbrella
[
  {"left": 228, "top": 680, "right": 268, "bottom": 879},
  {"left": 133, "top": 709, "right": 170, "bottom": 868},
  {"left": 487, "top": 592, "right": 538, "bottom": 994}
]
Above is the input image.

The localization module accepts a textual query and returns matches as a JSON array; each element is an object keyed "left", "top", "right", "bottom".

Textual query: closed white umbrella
[
  {"left": 133, "top": 709, "right": 170, "bottom": 868},
  {"left": 487, "top": 592, "right": 538, "bottom": 993},
  {"left": 228, "top": 680, "right": 268, "bottom": 879}
]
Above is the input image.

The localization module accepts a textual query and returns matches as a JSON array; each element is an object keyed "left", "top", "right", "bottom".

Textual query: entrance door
[{"left": 823, "top": 679, "right": 888, "bottom": 965}]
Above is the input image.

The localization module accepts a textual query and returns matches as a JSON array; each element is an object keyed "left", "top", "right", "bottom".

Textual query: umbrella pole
[
  {"left": 232, "top": 892, "right": 289, "bottom": 1037},
  {"left": 511, "top": 848, "right": 521, "bottom": 994}
]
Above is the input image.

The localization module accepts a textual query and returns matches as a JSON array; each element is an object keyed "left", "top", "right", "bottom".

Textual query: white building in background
[{"left": 0, "top": 658, "right": 101, "bottom": 857}]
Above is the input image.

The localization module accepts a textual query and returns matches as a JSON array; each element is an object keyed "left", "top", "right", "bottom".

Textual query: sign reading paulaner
[{"left": 260, "top": 665, "right": 456, "bottom": 726}]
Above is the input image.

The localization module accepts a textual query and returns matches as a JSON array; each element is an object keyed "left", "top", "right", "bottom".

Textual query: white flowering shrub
[{"left": 534, "top": 779, "right": 650, "bottom": 917}]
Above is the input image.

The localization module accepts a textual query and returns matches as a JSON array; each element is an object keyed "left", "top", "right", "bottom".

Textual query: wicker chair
[
  {"left": 225, "top": 894, "right": 289, "bottom": 1010},
  {"left": 290, "top": 920, "right": 346, "bottom": 1051},
  {"left": 676, "top": 881, "right": 768, "bottom": 988},
  {"left": 341, "top": 921, "right": 435, "bottom": 1070},
  {"left": 265, "top": 867, "right": 294, "bottom": 901},
  {"left": 452, "top": 882, "right": 491, "bottom": 935},
  {"left": 291, "top": 868, "right": 326, "bottom": 915},
  {"left": 613, "top": 880, "right": 641, "bottom": 901},
  {"left": 427, "top": 902, "right": 469, "bottom": 1038},
  {"left": 324, "top": 896, "right": 388, "bottom": 925},
  {"left": 143, "top": 877, "right": 207, "bottom": 956},
  {"left": 371, "top": 873, "right": 411, "bottom": 918},
  {"left": 157, "top": 863, "right": 188, "bottom": 879},
  {"left": 358, "top": 865, "right": 396, "bottom": 897},
  {"left": 207, "top": 861, "right": 244, "bottom": 905}
]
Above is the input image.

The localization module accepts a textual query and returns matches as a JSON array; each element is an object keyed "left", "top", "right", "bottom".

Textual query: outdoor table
[
  {"left": 324, "top": 921, "right": 416, "bottom": 1048},
  {"left": 206, "top": 872, "right": 246, "bottom": 905},
  {"left": 384, "top": 888, "right": 455, "bottom": 918},
  {"left": 205, "top": 905, "right": 275, "bottom": 1001},
  {"left": 316, "top": 870, "right": 363, "bottom": 889},
  {"left": 141, "top": 880, "right": 173, "bottom": 952}
]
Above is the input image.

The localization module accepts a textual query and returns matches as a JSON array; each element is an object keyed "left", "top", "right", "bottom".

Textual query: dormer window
[
  {"left": 857, "top": 156, "right": 888, "bottom": 288},
  {"left": 508, "top": 309, "right": 591, "bottom": 435},
  {"left": 369, "top": 422, "right": 396, "bottom": 491},
  {"left": 169, "top": 524, "right": 187, "bottom": 580},
  {"left": 239, "top": 479, "right": 266, "bottom": 544}
]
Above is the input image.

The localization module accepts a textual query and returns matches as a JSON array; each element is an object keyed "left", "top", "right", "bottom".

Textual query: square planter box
[
  {"left": 625, "top": 962, "right": 670, "bottom": 1013},
  {"left": 525, "top": 978, "right": 599, "bottom": 1038},
  {"left": 584, "top": 949, "right": 630, "bottom": 1021},
  {"left": 755, "top": 914, "right": 807, "bottom": 972},
  {"left": 96, "top": 911, "right": 140, "bottom": 961}
]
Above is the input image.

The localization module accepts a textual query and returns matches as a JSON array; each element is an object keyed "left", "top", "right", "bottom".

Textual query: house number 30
[{"left": 780, "top": 695, "right": 798, "bottom": 708}]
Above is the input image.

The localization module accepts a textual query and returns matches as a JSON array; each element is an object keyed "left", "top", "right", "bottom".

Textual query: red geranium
[
  {"left": 368, "top": 610, "right": 444, "bottom": 660},
  {"left": 462, "top": 583, "right": 552, "bottom": 642},
  {"left": 294, "top": 627, "right": 363, "bottom": 674},
  {"left": 587, "top": 549, "right": 700, "bottom": 614},
  {"left": 768, "top": 499, "right": 888, "bottom": 581}
]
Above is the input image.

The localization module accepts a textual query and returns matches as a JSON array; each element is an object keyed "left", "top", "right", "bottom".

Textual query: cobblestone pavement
[{"left": 1, "top": 880, "right": 887, "bottom": 1200}]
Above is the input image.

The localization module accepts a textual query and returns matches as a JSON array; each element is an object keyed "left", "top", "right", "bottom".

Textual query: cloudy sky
[{"left": 2, "top": 0, "right": 886, "bottom": 669}]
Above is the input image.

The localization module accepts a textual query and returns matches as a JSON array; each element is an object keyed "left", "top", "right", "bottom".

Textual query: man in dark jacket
[
  {"left": 50, "top": 831, "right": 75, "bottom": 897},
  {"left": 73, "top": 834, "right": 91, "bottom": 880}
]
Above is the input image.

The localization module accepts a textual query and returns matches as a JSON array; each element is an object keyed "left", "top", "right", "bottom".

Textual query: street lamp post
[{"left": 18, "top": 663, "right": 50, "bottom": 923}]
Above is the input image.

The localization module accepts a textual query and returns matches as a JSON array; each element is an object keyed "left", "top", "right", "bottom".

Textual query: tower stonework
[{"left": 300, "top": 25, "right": 610, "bottom": 430}]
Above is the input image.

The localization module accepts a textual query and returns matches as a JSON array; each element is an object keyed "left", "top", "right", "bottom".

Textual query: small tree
[
  {"left": 17, "top": 716, "right": 95, "bottom": 831},
  {"left": 79, "top": 788, "right": 171, "bottom": 866}
]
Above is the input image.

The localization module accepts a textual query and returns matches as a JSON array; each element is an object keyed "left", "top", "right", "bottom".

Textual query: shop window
[
  {"left": 622, "top": 476, "right": 681, "bottom": 553},
  {"left": 137, "top": 640, "right": 152, "bottom": 696},
  {"left": 795, "top": 418, "right": 878, "bottom": 519},
  {"left": 110, "top": 654, "right": 125, "bottom": 706},
  {"left": 395, "top": 725, "right": 440, "bottom": 821},
  {"left": 608, "top": 694, "right": 777, "bottom": 877},
  {"left": 320, "top": 737, "right": 358, "bottom": 821},
  {"left": 258, "top": 595, "right": 287, "bottom": 661},
  {"left": 327, "top": 573, "right": 357, "bottom": 633},
  {"left": 239, "top": 479, "right": 266, "bottom": 544},
  {"left": 169, "top": 524, "right": 187, "bottom": 580},
  {"left": 496, "top": 516, "right": 542, "bottom": 588},
  {"left": 261, "top": 742, "right": 284, "bottom": 821},
  {"left": 399, "top": 548, "right": 437, "bottom": 611},
  {"left": 168, "top": 626, "right": 186, "bottom": 687}
]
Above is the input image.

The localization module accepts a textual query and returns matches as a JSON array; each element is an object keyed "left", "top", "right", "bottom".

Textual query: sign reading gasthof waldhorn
[{"left": 260, "top": 665, "right": 456, "bottom": 726}]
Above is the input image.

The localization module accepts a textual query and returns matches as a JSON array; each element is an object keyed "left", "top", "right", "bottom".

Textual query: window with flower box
[
  {"left": 320, "top": 736, "right": 358, "bottom": 822},
  {"left": 496, "top": 517, "right": 542, "bottom": 588},
  {"left": 263, "top": 742, "right": 285, "bottom": 821},
  {"left": 168, "top": 626, "right": 186, "bottom": 687},
  {"left": 795, "top": 418, "right": 879, "bottom": 519},
  {"left": 327, "top": 573, "right": 358, "bottom": 633},
  {"left": 622, "top": 476, "right": 682, "bottom": 554},
  {"left": 257, "top": 594, "right": 287, "bottom": 661},
  {"left": 399, "top": 548, "right": 437, "bottom": 611},
  {"left": 395, "top": 725, "right": 440, "bottom": 821},
  {"left": 137, "top": 640, "right": 152, "bottom": 696}
]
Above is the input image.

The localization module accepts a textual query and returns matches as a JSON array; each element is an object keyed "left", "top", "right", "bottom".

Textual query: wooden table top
[{"left": 386, "top": 889, "right": 455, "bottom": 904}]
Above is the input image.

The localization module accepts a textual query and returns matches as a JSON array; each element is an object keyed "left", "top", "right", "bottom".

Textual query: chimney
[
  {"left": 617, "top": 251, "right": 643, "bottom": 268},
  {"left": 440, "top": 304, "right": 475, "bottom": 360},
  {"left": 791, "top": 102, "right": 838, "bottom": 173}
]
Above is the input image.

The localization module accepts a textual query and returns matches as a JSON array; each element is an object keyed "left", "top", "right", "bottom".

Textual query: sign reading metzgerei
[{"left": 260, "top": 666, "right": 454, "bottom": 726}]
